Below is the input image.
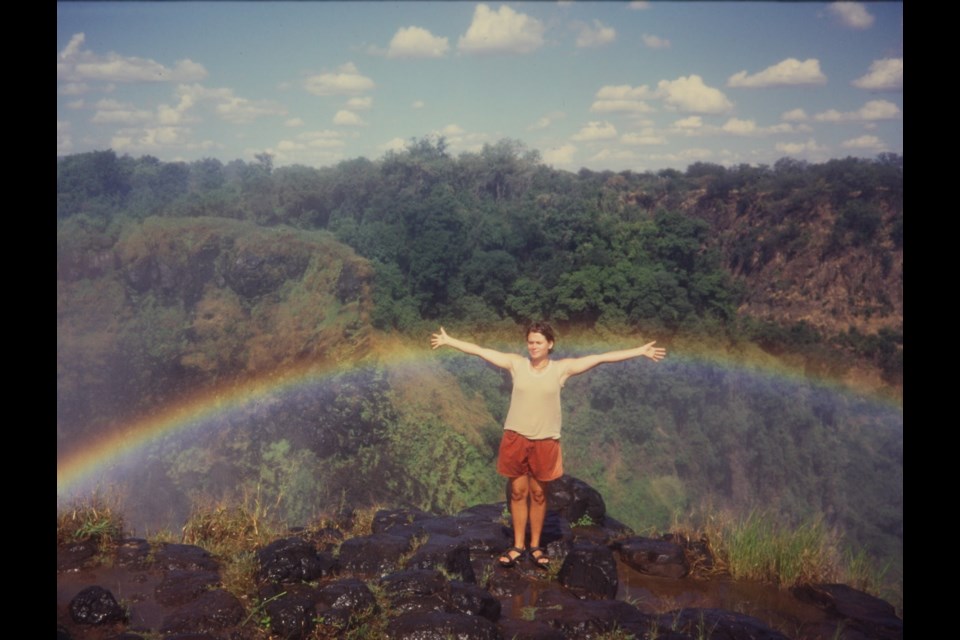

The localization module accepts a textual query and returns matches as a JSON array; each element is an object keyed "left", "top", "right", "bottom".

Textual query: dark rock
[
  {"left": 338, "top": 532, "right": 412, "bottom": 575},
  {"left": 381, "top": 568, "right": 449, "bottom": 614},
  {"left": 318, "top": 576, "right": 377, "bottom": 609},
  {"left": 57, "top": 541, "right": 98, "bottom": 572},
  {"left": 69, "top": 586, "right": 127, "bottom": 625},
  {"left": 373, "top": 507, "right": 434, "bottom": 534},
  {"left": 534, "top": 588, "right": 650, "bottom": 636},
  {"left": 405, "top": 536, "right": 476, "bottom": 583},
  {"left": 385, "top": 611, "right": 503, "bottom": 640},
  {"left": 155, "top": 570, "right": 221, "bottom": 606},
  {"left": 486, "top": 565, "right": 530, "bottom": 597},
  {"left": 153, "top": 543, "right": 219, "bottom": 571},
  {"left": 557, "top": 543, "right": 618, "bottom": 600},
  {"left": 263, "top": 584, "right": 319, "bottom": 640},
  {"left": 160, "top": 588, "right": 244, "bottom": 635},
  {"left": 613, "top": 536, "right": 690, "bottom": 579},
  {"left": 657, "top": 608, "right": 791, "bottom": 640},
  {"left": 448, "top": 581, "right": 501, "bottom": 621},
  {"left": 257, "top": 536, "right": 336, "bottom": 583},
  {"left": 791, "top": 583, "right": 903, "bottom": 640},
  {"left": 116, "top": 538, "right": 152, "bottom": 568},
  {"left": 497, "top": 619, "right": 566, "bottom": 640},
  {"left": 56, "top": 625, "right": 71, "bottom": 640},
  {"left": 544, "top": 474, "right": 606, "bottom": 524}
]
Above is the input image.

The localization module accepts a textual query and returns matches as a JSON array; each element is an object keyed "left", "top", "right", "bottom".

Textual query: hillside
[{"left": 57, "top": 146, "right": 903, "bottom": 596}]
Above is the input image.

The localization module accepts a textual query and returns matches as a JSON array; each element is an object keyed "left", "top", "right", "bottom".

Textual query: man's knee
[{"left": 510, "top": 486, "right": 529, "bottom": 502}]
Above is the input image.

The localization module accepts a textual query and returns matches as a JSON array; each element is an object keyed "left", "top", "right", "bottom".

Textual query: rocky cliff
[{"left": 57, "top": 476, "right": 902, "bottom": 640}]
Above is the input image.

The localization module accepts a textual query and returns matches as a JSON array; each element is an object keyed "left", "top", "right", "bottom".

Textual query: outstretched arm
[
  {"left": 430, "top": 326, "right": 518, "bottom": 370},
  {"left": 561, "top": 341, "right": 666, "bottom": 381}
]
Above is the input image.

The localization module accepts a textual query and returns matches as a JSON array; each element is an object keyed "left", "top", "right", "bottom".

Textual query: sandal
[
  {"left": 529, "top": 546, "right": 550, "bottom": 569},
  {"left": 498, "top": 546, "right": 525, "bottom": 568}
]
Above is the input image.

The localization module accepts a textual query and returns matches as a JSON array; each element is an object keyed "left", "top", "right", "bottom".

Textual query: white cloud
[
  {"left": 381, "top": 137, "right": 409, "bottom": 154},
  {"left": 458, "top": 4, "right": 545, "bottom": 54},
  {"left": 111, "top": 126, "right": 218, "bottom": 154},
  {"left": 412, "top": 100, "right": 426, "bottom": 109},
  {"left": 59, "top": 82, "right": 89, "bottom": 96},
  {"left": 827, "top": 3, "right": 874, "bottom": 29},
  {"left": 528, "top": 111, "right": 565, "bottom": 130},
  {"left": 621, "top": 131, "right": 666, "bottom": 145},
  {"left": 91, "top": 99, "right": 153, "bottom": 124},
  {"left": 642, "top": 34, "right": 671, "bottom": 49},
  {"left": 572, "top": 121, "right": 618, "bottom": 141},
  {"left": 299, "top": 130, "right": 347, "bottom": 148},
  {"left": 333, "top": 110, "right": 365, "bottom": 126},
  {"left": 814, "top": 99, "right": 901, "bottom": 122},
  {"left": 853, "top": 58, "right": 903, "bottom": 91},
  {"left": 728, "top": 58, "right": 827, "bottom": 88},
  {"left": 58, "top": 32, "right": 207, "bottom": 84},
  {"left": 656, "top": 75, "right": 733, "bottom": 114},
  {"left": 628, "top": 2, "right": 651, "bottom": 9},
  {"left": 346, "top": 97, "right": 373, "bottom": 110},
  {"left": 304, "top": 62, "right": 375, "bottom": 96},
  {"left": 781, "top": 108, "right": 808, "bottom": 121},
  {"left": 776, "top": 139, "right": 825, "bottom": 154},
  {"left": 58, "top": 120, "right": 73, "bottom": 154},
  {"left": 842, "top": 135, "right": 885, "bottom": 150},
  {"left": 216, "top": 95, "right": 286, "bottom": 124},
  {"left": 441, "top": 124, "right": 466, "bottom": 136},
  {"left": 673, "top": 116, "right": 702, "bottom": 130},
  {"left": 387, "top": 26, "right": 450, "bottom": 58},
  {"left": 285, "top": 118, "right": 304, "bottom": 127},
  {"left": 721, "top": 118, "right": 758, "bottom": 135},
  {"left": 543, "top": 144, "right": 577, "bottom": 166},
  {"left": 576, "top": 20, "right": 616, "bottom": 48},
  {"left": 591, "top": 84, "right": 654, "bottom": 113}
]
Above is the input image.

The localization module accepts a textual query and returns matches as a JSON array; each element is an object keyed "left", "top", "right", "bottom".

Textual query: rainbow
[
  {"left": 56, "top": 336, "right": 902, "bottom": 501},
  {"left": 56, "top": 357, "right": 366, "bottom": 499}
]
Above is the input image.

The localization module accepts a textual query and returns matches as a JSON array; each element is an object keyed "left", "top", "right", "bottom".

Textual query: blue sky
[{"left": 57, "top": 2, "right": 903, "bottom": 173}]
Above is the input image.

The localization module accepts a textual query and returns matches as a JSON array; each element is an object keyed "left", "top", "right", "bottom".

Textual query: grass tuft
[{"left": 57, "top": 493, "right": 125, "bottom": 551}]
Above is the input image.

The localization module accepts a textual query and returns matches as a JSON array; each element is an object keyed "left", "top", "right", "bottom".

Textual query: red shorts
[{"left": 496, "top": 430, "right": 563, "bottom": 482}]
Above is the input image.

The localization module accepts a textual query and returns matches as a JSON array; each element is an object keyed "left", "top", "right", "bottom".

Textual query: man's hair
[{"left": 525, "top": 321, "right": 556, "bottom": 353}]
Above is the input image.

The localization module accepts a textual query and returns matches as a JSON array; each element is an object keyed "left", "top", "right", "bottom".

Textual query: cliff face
[
  {"left": 688, "top": 187, "right": 902, "bottom": 337},
  {"left": 57, "top": 216, "right": 376, "bottom": 442}
]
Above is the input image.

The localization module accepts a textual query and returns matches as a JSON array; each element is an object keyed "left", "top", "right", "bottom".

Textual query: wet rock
[
  {"left": 405, "top": 536, "right": 476, "bottom": 583},
  {"left": 153, "top": 543, "right": 219, "bottom": 571},
  {"left": 613, "top": 536, "right": 689, "bottom": 579},
  {"left": 338, "top": 532, "right": 412, "bottom": 575},
  {"left": 69, "top": 586, "right": 126, "bottom": 625},
  {"left": 257, "top": 536, "right": 336, "bottom": 583},
  {"left": 487, "top": 565, "right": 530, "bottom": 597},
  {"left": 116, "top": 538, "right": 152, "bottom": 568},
  {"left": 557, "top": 543, "right": 618, "bottom": 600},
  {"left": 657, "top": 608, "right": 790, "bottom": 640},
  {"left": 791, "top": 583, "right": 903, "bottom": 640},
  {"left": 497, "top": 619, "right": 566, "bottom": 640},
  {"left": 57, "top": 541, "right": 98, "bottom": 572},
  {"left": 316, "top": 577, "right": 379, "bottom": 626},
  {"left": 385, "top": 611, "right": 503, "bottom": 640},
  {"left": 448, "top": 580, "right": 501, "bottom": 621},
  {"left": 381, "top": 568, "right": 449, "bottom": 614},
  {"left": 155, "top": 570, "right": 221, "bottom": 606},
  {"left": 56, "top": 625, "right": 71, "bottom": 640},
  {"left": 534, "top": 588, "right": 649, "bottom": 636},
  {"left": 545, "top": 475, "right": 606, "bottom": 524},
  {"left": 160, "top": 588, "right": 244, "bottom": 635},
  {"left": 263, "top": 584, "right": 319, "bottom": 640},
  {"left": 373, "top": 507, "right": 434, "bottom": 534}
]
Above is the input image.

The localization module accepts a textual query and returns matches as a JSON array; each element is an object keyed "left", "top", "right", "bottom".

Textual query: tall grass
[{"left": 722, "top": 511, "right": 838, "bottom": 585}]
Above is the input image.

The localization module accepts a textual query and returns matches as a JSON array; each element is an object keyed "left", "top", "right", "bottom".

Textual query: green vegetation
[
  {"left": 57, "top": 494, "right": 125, "bottom": 549},
  {"left": 57, "top": 143, "right": 902, "bottom": 610}
]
